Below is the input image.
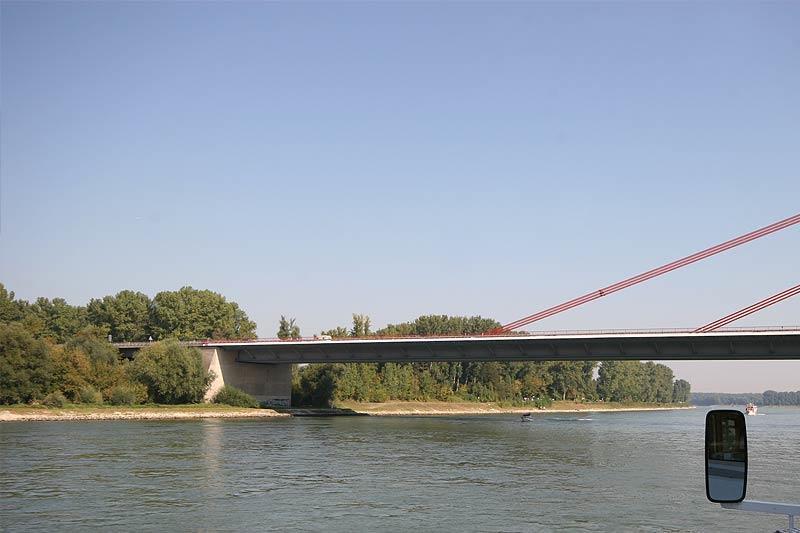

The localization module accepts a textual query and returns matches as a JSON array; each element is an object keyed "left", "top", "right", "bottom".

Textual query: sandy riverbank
[
  {"left": 1, "top": 401, "right": 695, "bottom": 421},
  {"left": 333, "top": 400, "right": 696, "bottom": 416},
  {"left": 0, "top": 406, "right": 289, "bottom": 422}
]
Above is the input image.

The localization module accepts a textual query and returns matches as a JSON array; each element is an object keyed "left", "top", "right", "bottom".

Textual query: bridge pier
[{"left": 200, "top": 347, "right": 291, "bottom": 407}]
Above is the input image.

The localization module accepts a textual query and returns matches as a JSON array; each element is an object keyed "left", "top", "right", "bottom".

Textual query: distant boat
[
  {"left": 521, "top": 413, "right": 533, "bottom": 422},
  {"left": 745, "top": 403, "right": 758, "bottom": 416}
]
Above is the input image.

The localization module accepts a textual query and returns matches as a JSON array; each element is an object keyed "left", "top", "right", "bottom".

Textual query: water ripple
[{"left": 1, "top": 409, "right": 798, "bottom": 531}]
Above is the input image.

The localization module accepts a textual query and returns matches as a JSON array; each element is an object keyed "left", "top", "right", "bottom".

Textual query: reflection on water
[
  {"left": 1, "top": 408, "right": 798, "bottom": 532},
  {"left": 201, "top": 419, "right": 223, "bottom": 478}
]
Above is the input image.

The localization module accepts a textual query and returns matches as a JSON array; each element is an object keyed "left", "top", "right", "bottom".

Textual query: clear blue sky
[{"left": 2, "top": 2, "right": 798, "bottom": 392}]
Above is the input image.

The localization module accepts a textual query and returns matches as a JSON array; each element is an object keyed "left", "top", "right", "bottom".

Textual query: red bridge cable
[
  {"left": 494, "top": 213, "right": 800, "bottom": 334},
  {"left": 695, "top": 283, "right": 800, "bottom": 333}
]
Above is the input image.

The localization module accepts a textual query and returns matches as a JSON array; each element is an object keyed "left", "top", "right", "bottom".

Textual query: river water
[{"left": 1, "top": 407, "right": 798, "bottom": 532}]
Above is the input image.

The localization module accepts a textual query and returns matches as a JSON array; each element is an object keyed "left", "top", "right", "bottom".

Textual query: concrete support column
[{"left": 200, "top": 347, "right": 292, "bottom": 407}]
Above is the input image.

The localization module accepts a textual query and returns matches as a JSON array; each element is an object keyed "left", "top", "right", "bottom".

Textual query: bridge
[
  {"left": 117, "top": 327, "right": 800, "bottom": 363},
  {"left": 115, "top": 214, "right": 800, "bottom": 406},
  {"left": 115, "top": 328, "right": 800, "bottom": 406}
]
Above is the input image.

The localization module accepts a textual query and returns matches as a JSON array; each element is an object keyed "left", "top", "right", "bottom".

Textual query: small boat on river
[
  {"left": 521, "top": 413, "right": 533, "bottom": 422},
  {"left": 745, "top": 403, "right": 758, "bottom": 416}
]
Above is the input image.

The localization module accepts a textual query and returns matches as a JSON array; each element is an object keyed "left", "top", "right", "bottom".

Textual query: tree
[
  {"left": 150, "top": 287, "right": 256, "bottom": 340},
  {"left": 28, "top": 297, "right": 88, "bottom": 343},
  {"left": 87, "top": 290, "right": 151, "bottom": 342},
  {"left": 598, "top": 361, "right": 646, "bottom": 402},
  {"left": 129, "top": 340, "right": 211, "bottom": 403},
  {"left": 66, "top": 326, "right": 126, "bottom": 393},
  {"left": 67, "top": 326, "right": 119, "bottom": 367},
  {"left": 0, "top": 283, "right": 28, "bottom": 323},
  {"left": 0, "top": 323, "right": 54, "bottom": 403},
  {"left": 517, "top": 362, "right": 551, "bottom": 399},
  {"left": 381, "top": 363, "right": 415, "bottom": 400},
  {"left": 277, "top": 316, "right": 301, "bottom": 339},
  {"left": 350, "top": 314, "right": 371, "bottom": 337},
  {"left": 376, "top": 322, "right": 415, "bottom": 337},
  {"left": 50, "top": 345, "right": 92, "bottom": 401},
  {"left": 672, "top": 379, "right": 691, "bottom": 403},
  {"left": 646, "top": 363, "right": 674, "bottom": 403},
  {"left": 320, "top": 326, "right": 349, "bottom": 338},
  {"left": 378, "top": 315, "right": 501, "bottom": 337},
  {"left": 292, "top": 364, "right": 342, "bottom": 407},
  {"left": 548, "top": 361, "right": 595, "bottom": 401},
  {"left": 335, "top": 363, "right": 385, "bottom": 401}
]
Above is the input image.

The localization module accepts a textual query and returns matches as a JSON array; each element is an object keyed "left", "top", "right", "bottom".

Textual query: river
[{"left": 1, "top": 407, "right": 798, "bottom": 532}]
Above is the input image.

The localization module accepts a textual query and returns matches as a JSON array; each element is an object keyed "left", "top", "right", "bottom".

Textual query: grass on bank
[{"left": 2, "top": 385, "right": 265, "bottom": 415}]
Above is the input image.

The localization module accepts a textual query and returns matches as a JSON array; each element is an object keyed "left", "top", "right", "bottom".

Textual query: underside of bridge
[{"left": 200, "top": 347, "right": 291, "bottom": 407}]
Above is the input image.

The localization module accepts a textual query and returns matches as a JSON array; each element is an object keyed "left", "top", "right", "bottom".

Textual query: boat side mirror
[{"left": 705, "top": 409, "right": 747, "bottom": 503}]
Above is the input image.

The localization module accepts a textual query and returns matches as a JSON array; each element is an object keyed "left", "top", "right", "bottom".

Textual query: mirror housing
[{"left": 705, "top": 409, "right": 748, "bottom": 503}]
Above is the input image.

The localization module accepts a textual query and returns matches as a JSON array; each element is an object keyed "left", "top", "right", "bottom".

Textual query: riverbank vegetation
[
  {"left": 292, "top": 361, "right": 691, "bottom": 407},
  {"left": 0, "top": 321, "right": 216, "bottom": 406},
  {"left": 0, "top": 283, "right": 263, "bottom": 407},
  {"left": 212, "top": 386, "right": 261, "bottom": 408},
  {"left": 292, "top": 314, "right": 691, "bottom": 407}
]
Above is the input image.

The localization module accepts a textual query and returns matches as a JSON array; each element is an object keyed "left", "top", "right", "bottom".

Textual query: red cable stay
[
  {"left": 695, "top": 283, "right": 800, "bottom": 333},
  {"left": 490, "top": 213, "right": 800, "bottom": 334}
]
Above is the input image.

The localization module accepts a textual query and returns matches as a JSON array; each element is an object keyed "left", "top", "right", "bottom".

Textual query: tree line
[
  {"left": 691, "top": 391, "right": 800, "bottom": 406},
  {"left": 0, "top": 283, "right": 256, "bottom": 342},
  {"left": 291, "top": 314, "right": 692, "bottom": 407},
  {"left": 0, "top": 321, "right": 212, "bottom": 406},
  {"left": 0, "top": 283, "right": 256, "bottom": 406}
]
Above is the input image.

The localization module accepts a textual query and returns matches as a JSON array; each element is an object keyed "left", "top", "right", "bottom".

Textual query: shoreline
[
  {"left": 345, "top": 406, "right": 697, "bottom": 416},
  {"left": 1, "top": 401, "right": 695, "bottom": 422},
  {"left": 0, "top": 407, "right": 289, "bottom": 422},
  {"left": 324, "top": 400, "right": 696, "bottom": 417}
]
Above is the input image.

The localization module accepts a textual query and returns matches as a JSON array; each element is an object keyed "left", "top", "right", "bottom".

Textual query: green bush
[
  {"left": 77, "top": 385, "right": 103, "bottom": 404},
  {"left": 534, "top": 397, "right": 552, "bottom": 409},
  {"left": 43, "top": 391, "right": 67, "bottom": 408},
  {"left": 107, "top": 384, "right": 140, "bottom": 405},
  {"left": 292, "top": 364, "right": 342, "bottom": 407},
  {"left": 212, "top": 386, "right": 260, "bottom": 408},
  {"left": 128, "top": 341, "right": 212, "bottom": 404}
]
